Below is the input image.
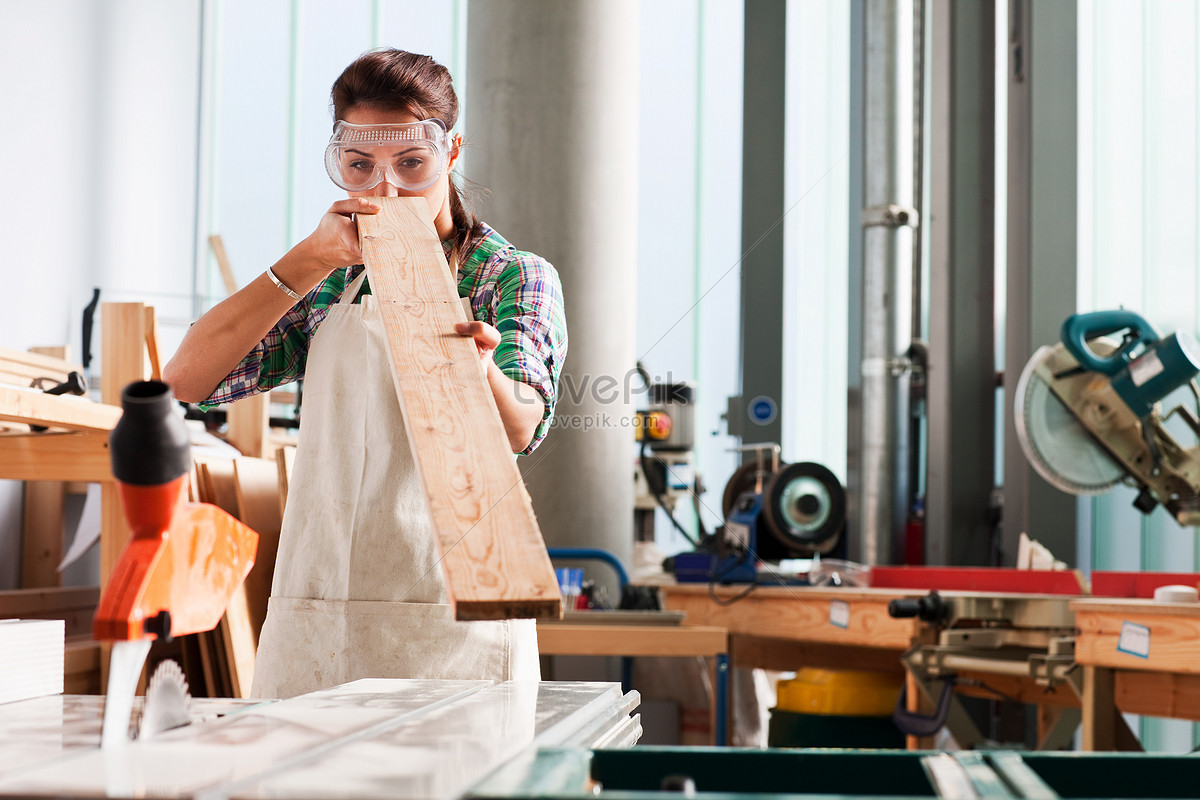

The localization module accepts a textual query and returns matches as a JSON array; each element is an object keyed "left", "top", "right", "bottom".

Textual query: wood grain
[
  {"left": 226, "top": 393, "right": 269, "bottom": 458},
  {"left": 233, "top": 457, "right": 283, "bottom": 647},
  {"left": 358, "top": 197, "right": 560, "bottom": 620},
  {"left": 209, "top": 234, "right": 238, "bottom": 296},
  {"left": 0, "top": 346, "right": 80, "bottom": 385},
  {"left": 275, "top": 445, "right": 295, "bottom": 520},
  {"left": 0, "top": 386, "right": 120, "bottom": 432},
  {"left": 537, "top": 623, "right": 727, "bottom": 657},
  {"left": 660, "top": 585, "right": 923, "bottom": 650},
  {"left": 1073, "top": 598, "right": 1200, "bottom": 673},
  {"left": 21, "top": 481, "right": 65, "bottom": 588},
  {"left": 193, "top": 457, "right": 259, "bottom": 698},
  {"left": 1115, "top": 669, "right": 1200, "bottom": 720}
]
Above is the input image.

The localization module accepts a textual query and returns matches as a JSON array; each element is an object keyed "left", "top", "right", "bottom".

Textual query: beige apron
[{"left": 251, "top": 270, "right": 539, "bottom": 699}]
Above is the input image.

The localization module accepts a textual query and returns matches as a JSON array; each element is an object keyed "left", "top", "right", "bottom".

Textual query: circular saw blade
[
  {"left": 1014, "top": 345, "right": 1125, "bottom": 495},
  {"left": 140, "top": 659, "right": 192, "bottom": 739}
]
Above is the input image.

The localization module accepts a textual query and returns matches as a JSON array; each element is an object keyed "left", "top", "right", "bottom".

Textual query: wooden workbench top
[
  {"left": 660, "top": 584, "right": 924, "bottom": 650},
  {"left": 1073, "top": 597, "right": 1200, "bottom": 673}
]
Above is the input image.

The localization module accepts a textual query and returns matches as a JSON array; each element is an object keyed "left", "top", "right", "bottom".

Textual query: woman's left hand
[{"left": 454, "top": 321, "right": 501, "bottom": 364}]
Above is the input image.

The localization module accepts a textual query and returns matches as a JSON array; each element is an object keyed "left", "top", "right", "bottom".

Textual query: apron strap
[{"left": 339, "top": 268, "right": 369, "bottom": 305}]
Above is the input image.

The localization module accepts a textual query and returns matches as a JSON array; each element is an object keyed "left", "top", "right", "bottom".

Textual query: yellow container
[{"left": 776, "top": 668, "right": 902, "bottom": 717}]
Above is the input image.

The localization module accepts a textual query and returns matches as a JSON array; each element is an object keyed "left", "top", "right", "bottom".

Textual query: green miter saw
[{"left": 1016, "top": 309, "right": 1200, "bottom": 525}]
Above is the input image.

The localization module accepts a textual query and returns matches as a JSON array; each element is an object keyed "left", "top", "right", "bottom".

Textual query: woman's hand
[
  {"left": 454, "top": 320, "right": 501, "bottom": 364},
  {"left": 454, "top": 321, "right": 544, "bottom": 452},
  {"left": 298, "top": 197, "right": 381, "bottom": 275}
]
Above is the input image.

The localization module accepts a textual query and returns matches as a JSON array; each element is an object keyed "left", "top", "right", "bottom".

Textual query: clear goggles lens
[{"left": 324, "top": 119, "right": 450, "bottom": 192}]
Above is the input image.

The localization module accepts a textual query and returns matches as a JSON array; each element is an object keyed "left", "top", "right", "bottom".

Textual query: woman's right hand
[{"left": 297, "top": 197, "right": 381, "bottom": 276}]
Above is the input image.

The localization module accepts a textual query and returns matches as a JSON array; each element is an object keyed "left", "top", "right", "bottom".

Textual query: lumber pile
[{"left": 177, "top": 453, "right": 286, "bottom": 698}]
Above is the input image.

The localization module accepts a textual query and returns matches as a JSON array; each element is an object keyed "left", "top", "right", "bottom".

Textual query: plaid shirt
[{"left": 203, "top": 223, "right": 568, "bottom": 454}]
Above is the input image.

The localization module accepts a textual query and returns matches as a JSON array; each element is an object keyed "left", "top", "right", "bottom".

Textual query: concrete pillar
[{"left": 465, "top": 0, "right": 639, "bottom": 573}]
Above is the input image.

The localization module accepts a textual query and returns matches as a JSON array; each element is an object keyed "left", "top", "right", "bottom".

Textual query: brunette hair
[{"left": 331, "top": 49, "right": 483, "bottom": 264}]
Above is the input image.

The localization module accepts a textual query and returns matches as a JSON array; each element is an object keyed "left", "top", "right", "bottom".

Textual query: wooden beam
[
  {"left": 209, "top": 234, "right": 239, "bottom": 296},
  {"left": 0, "top": 386, "right": 120, "bottom": 432},
  {"left": 537, "top": 624, "right": 727, "bottom": 657},
  {"left": 0, "top": 346, "right": 81, "bottom": 384},
  {"left": 1081, "top": 665, "right": 1118, "bottom": 751},
  {"left": 233, "top": 456, "right": 283, "bottom": 646},
  {"left": 358, "top": 197, "right": 560, "bottom": 620},
  {"left": 143, "top": 306, "right": 163, "bottom": 382},
  {"left": 21, "top": 481, "right": 65, "bottom": 588},
  {"left": 276, "top": 445, "right": 295, "bottom": 520},
  {"left": 226, "top": 393, "right": 268, "bottom": 458},
  {"left": 0, "top": 430, "right": 112, "bottom": 482},
  {"left": 660, "top": 586, "right": 923, "bottom": 650}
]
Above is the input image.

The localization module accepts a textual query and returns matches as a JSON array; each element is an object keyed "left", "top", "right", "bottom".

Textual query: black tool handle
[{"left": 887, "top": 591, "right": 946, "bottom": 623}]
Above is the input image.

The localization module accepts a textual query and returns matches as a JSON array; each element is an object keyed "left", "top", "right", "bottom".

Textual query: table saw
[{"left": 0, "top": 679, "right": 640, "bottom": 800}]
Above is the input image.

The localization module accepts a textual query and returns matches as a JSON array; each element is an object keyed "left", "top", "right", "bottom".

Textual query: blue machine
[{"left": 671, "top": 456, "right": 846, "bottom": 584}]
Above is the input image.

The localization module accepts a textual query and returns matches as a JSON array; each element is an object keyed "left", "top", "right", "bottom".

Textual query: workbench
[
  {"left": 0, "top": 679, "right": 640, "bottom": 799},
  {"left": 1073, "top": 597, "right": 1200, "bottom": 751},
  {"left": 660, "top": 583, "right": 1087, "bottom": 749}
]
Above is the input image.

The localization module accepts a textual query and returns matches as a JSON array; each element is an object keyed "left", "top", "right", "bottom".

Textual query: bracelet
[{"left": 266, "top": 266, "right": 303, "bottom": 301}]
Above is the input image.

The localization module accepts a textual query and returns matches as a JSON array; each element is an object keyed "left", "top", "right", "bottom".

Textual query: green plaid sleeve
[
  {"left": 198, "top": 268, "right": 353, "bottom": 410},
  {"left": 490, "top": 253, "right": 568, "bottom": 455}
]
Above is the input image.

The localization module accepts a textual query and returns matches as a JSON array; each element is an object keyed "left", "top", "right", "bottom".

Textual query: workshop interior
[{"left": 4, "top": 0, "right": 1200, "bottom": 798}]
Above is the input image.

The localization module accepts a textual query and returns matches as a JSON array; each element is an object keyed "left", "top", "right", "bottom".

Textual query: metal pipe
[{"left": 857, "top": 0, "right": 916, "bottom": 565}]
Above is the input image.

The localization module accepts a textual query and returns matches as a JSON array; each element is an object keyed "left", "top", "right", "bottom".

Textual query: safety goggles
[{"left": 324, "top": 119, "right": 451, "bottom": 192}]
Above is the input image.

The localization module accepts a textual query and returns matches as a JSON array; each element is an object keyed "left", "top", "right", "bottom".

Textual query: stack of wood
[{"left": 165, "top": 448, "right": 291, "bottom": 698}]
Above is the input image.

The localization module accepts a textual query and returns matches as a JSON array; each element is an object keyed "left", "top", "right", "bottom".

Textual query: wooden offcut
[{"left": 357, "top": 197, "right": 560, "bottom": 621}]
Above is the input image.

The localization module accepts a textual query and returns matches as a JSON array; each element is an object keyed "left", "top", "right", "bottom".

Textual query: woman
[{"left": 164, "top": 49, "right": 567, "bottom": 698}]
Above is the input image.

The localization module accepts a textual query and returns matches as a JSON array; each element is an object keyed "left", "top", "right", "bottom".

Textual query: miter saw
[
  {"left": 1016, "top": 309, "right": 1200, "bottom": 525},
  {"left": 96, "top": 380, "right": 258, "bottom": 745},
  {"left": 671, "top": 444, "right": 847, "bottom": 583}
]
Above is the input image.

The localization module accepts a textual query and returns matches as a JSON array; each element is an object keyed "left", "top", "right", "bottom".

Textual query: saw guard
[
  {"left": 94, "top": 477, "right": 259, "bottom": 641},
  {"left": 1014, "top": 344, "right": 1126, "bottom": 495}
]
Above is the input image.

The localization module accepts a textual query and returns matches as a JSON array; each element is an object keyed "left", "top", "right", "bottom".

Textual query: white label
[
  {"left": 1117, "top": 621, "right": 1151, "bottom": 659},
  {"left": 1129, "top": 350, "right": 1164, "bottom": 387},
  {"left": 829, "top": 599, "right": 850, "bottom": 629}
]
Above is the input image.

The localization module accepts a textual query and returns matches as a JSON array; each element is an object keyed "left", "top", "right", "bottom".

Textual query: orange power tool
[{"left": 93, "top": 380, "right": 258, "bottom": 642}]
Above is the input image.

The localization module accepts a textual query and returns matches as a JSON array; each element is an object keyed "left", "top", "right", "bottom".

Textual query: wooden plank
[
  {"left": 727, "top": 633, "right": 906, "bottom": 673},
  {"left": 0, "top": 430, "right": 112, "bottom": 482},
  {"left": 0, "top": 386, "right": 121, "bottom": 432},
  {"left": 660, "top": 585, "right": 923, "bottom": 650},
  {"left": 233, "top": 457, "right": 283, "bottom": 645},
  {"left": 100, "top": 303, "right": 147, "bottom": 586},
  {"left": 209, "top": 234, "right": 239, "bottom": 296},
  {"left": 196, "top": 459, "right": 239, "bottom": 516},
  {"left": 143, "top": 306, "right": 162, "bottom": 382},
  {"left": 1073, "top": 598, "right": 1200, "bottom": 673},
  {"left": 64, "top": 637, "right": 102, "bottom": 695},
  {"left": 276, "top": 445, "right": 295, "bottom": 519},
  {"left": 536, "top": 624, "right": 727, "bottom": 657},
  {"left": 357, "top": 197, "right": 559, "bottom": 620},
  {"left": 0, "top": 587, "right": 99, "bottom": 639},
  {"left": 0, "top": 586, "right": 99, "bottom": 616},
  {"left": 21, "top": 481, "right": 65, "bottom": 588},
  {"left": 0, "top": 346, "right": 80, "bottom": 381},
  {"left": 219, "top": 590, "right": 255, "bottom": 698},
  {"left": 226, "top": 393, "right": 268, "bottom": 458},
  {"left": 1115, "top": 669, "right": 1200, "bottom": 720},
  {"left": 1081, "top": 665, "right": 1117, "bottom": 751}
]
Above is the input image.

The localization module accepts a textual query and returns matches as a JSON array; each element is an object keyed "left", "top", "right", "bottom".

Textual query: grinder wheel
[{"left": 763, "top": 462, "right": 845, "bottom": 551}]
